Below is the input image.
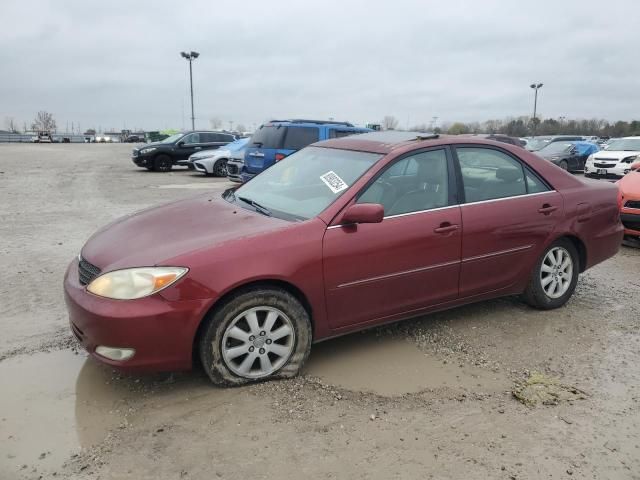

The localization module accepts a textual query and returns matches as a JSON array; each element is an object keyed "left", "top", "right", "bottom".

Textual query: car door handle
[
  {"left": 538, "top": 204, "right": 558, "bottom": 215},
  {"left": 434, "top": 223, "right": 459, "bottom": 234}
]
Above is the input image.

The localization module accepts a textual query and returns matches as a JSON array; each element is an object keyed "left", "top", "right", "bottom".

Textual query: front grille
[
  {"left": 594, "top": 162, "right": 616, "bottom": 168},
  {"left": 625, "top": 200, "right": 640, "bottom": 209},
  {"left": 78, "top": 257, "right": 101, "bottom": 285}
]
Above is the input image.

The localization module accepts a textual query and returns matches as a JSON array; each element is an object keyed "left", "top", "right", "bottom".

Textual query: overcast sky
[{"left": 1, "top": 0, "right": 638, "bottom": 132}]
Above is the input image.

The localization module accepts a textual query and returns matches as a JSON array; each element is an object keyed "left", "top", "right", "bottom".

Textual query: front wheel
[
  {"left": 154, "top": 154, "right": 173, "bottom": 172},
  {"left": 213, "top": 159, "right": 228, "bottom": 177},
  {"left": 522, "top": 238, "right": 579, "bottom": 309},
  {"left": 559, "top": 160, "right": 569, "bottom": 171},
  {"left": 199, "top": 287, "right": 312, "bottom": 386}
]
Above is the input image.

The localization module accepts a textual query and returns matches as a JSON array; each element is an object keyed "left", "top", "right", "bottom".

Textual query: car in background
[
  {"left": 484, "top": 134, "right": 526, "bottom": 147},
  {"left": 241, "top": 119, "right": 371, "bottom": 182},
  {"left": 65, "top": 131, "right": 622, "bottom": 385},
  {"left": 226, "top": 139, "right": 251, "bottom": 183},
  {"left": 131, "top": 131, "right": 236, "bottom": 172},
  {"left": 536, "top": 141, "right": 599, "bottom": 172},
  {"left": 584, "top": 136, "right": 640, "bottom": 179},
  {"left": 618, "top": 161, "right": 640, "bottom": 243},
  {"left": 190, "top": 138, "right": 250, "bottom": 177},
  {"left": 525, "top": 135, "right": 585, "bottom": 152}
]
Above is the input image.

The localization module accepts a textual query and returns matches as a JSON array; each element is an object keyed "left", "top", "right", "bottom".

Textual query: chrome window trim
[
  {"left": 460, "top": 190, "right": 557, "bottom": 208},
  {"left": 326, "top": 191, "right": 557, "bottom": 229}
]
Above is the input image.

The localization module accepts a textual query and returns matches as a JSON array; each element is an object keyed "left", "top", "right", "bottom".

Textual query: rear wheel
[
  {"left": 199, "top": 287, "right": 312, "bottom": 386},
  {"left": 522, "top": 238, "right": 579, "bottom": 309},
  {"left": 154, "top": 154, "right": 172, "bottom": 172},
  {"left": 213, "top": 159, "right": 228, "bottom": 177}
]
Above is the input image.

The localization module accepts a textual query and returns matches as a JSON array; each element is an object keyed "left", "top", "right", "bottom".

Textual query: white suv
[{"left": 584, "top": 136, "right": 640, "bottom": 179}]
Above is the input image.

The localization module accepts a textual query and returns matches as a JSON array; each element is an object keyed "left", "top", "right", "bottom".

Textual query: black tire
[
  {"left": 154, "top": 154, "right": 173, "bottom": 172},
  {"left": 213, "top": 159, "right": 228, "bottom": 177},
  {"left": 198, "top": 287, "right": 312, "bottom": 386},
  {"left": 559, "top": 160, "right": 568, "bottom": 171},
  {"left": 522, "top": 238, "right": 579, "bottom": 310},
  {"left": 145, "top": 166, "right": 154, "bottom": 171},
  {"left": 187, "top": 164, "right": 195, "bottom": 170}
]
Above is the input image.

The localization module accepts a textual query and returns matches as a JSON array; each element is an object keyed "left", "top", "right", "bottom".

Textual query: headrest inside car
[{"left": 496, "top": 167, "right": 521, "bottom": 182}]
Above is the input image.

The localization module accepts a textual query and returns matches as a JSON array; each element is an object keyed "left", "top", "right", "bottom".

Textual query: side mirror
[
  {"left": 177, "top": 141, "right": 185, "bottom": 147},
  {"left": 631, "top": 162, "right": 640, "bottom": 171},
  {"left": 341, "top": 203, "right": 384, "bottom": 225}
]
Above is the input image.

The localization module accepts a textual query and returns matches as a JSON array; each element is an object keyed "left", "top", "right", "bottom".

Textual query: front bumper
[
  {"left": 63, "top": 258, "right": 209, "bottom": 372},
  {"left": 131, "top": 154, "right": 151, "bottom": 167},
  {"left": 226, "top": 159, "right": 244, "bottom": 182},
  {"left": 193, "top": 161, "right": 209, "bottom": 174},
  {"left": 621, "top": 212, "right": 640, "bottom": 237},
  {"left": 584, "top": 162, "right": 629, "bottom": 179}
]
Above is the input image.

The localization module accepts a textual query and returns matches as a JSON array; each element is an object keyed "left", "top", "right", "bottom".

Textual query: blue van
[{"left": 241, "top": 119, "right": 371, "bottom": 182}]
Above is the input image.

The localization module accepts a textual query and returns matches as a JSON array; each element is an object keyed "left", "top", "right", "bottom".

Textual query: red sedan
[{"left": 64, "top": 131, "right": 623, "bottom": 385}]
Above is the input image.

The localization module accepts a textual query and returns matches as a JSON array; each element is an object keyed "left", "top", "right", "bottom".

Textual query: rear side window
[
  {"left": 249, "top": 125, "right": 285, "bottom": 149},
  {"left": 456, "top": 147, "right": 526, "bottom": 203},
  {"left": 216, "top": 133, "right": 235, "bottom": 143},
  {"left": 329, "top": 129, "right": 359, "bottom": 139},
  {"left": 199, "top": 133, "right": 215, "bottom": 143},
  {"left": 283, "top": 127, "right": 319, "bottom": 150},
  {"left": 525, "top": 168, "right": 550, "bottom": 193}
]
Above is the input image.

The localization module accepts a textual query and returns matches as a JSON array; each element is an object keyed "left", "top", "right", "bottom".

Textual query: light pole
[
  {"left": 530, "top": 83, "right": 543, "bottom": 136},
  {"left": 181, "top": 51, "right": 200, "bottom": 130}
]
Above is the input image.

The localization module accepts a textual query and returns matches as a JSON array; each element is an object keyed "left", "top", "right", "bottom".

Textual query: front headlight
[
  {"left": 87, "top": 267, "right": 188, "bottom": 300},
  {"left": 140, "top": 147, "right": 157, "bottom": 154},
  {"left": 621, "top": 155, "right": 638, "bottom": 164}
]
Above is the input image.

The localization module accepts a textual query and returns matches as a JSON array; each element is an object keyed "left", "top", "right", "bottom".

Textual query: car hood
[
  {"left": 81, "top": 193, "right": 291, "bottom": 271},
  {"left": 539, "top": 151, "right": 571, "bottom": 161},
  {"left": 592, "top": 150, "right": 640, "bottom": 161},
  {"left": 133, "top": 141, "right": 165, "bottom": 151},
  {"left": 190, "top": 149, "right": 230, "bottom": 161},
  {"left": 619, "top": 171, "right": 640, "bottom": 196}
]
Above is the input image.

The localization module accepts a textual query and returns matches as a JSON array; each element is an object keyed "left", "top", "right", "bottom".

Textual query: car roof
[
  {"left": 315, "top": 131, "right": 445, "bottom": 154},
  {"left": 266, "top": 119, "right": 357, "bottom": 128}
]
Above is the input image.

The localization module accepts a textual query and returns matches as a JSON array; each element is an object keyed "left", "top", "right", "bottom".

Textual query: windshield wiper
[{"left": 237, "top": 196, "right": 272, "bottom": 216}]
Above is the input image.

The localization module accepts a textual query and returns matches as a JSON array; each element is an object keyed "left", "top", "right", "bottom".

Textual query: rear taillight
[{"left": 275, "top": 153, "right": 286, "bottom": 162}]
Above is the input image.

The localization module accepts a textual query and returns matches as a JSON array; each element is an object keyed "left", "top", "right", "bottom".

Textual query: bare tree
[
  {"left": 382, "top": 115, "right": 399, "bottom": 130},
  {"left": 209, "top": 117, "right": 222, "bottom": 130},
  {"left": 235, "top": 124, "right": 247, "bottom": 133},
  {"left": 4, "top": 117, "right": 20, "bottom": 133},
  {"left": 31, "top": 111, "right": 57, "bottom": 132}
]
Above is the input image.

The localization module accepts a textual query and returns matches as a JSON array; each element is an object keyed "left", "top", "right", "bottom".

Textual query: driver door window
[
  {"left": 183, "top": 133, "right": 200, "bottom": 145},
  {"left": 357, "top": 149, "right": 449, "bottom": 216}
]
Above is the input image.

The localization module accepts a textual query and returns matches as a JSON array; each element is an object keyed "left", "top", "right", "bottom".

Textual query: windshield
[
  {"left": 227, "top": 146, "right": 382, "bottom": 221},
  {"left": 527, "top": 138, "right": 551, "bottom": 151},
  {"left": 539, "top": 142, "right": 573, "bottom": 154},
  {"left": 605, "top": 138, "right": 640, "bottom": 151},
  {"left": 160, "top": 133, "right": 184, "bottom": 144}
]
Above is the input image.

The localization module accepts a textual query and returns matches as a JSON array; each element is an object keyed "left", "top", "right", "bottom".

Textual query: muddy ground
[{"left": 0, "top": 143, "right": 639, "bottom": 480}]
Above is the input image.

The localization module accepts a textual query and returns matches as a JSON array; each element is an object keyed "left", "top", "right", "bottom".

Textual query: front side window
[
  {"left": 228, "top": 146, "right": 381, "bottom": 221},
  {"left": 183, "top": 133, "right": 200, "bottom": 144},
  {"left": 456, "top": 147, "right": 526, "bottom": 202},
  {"left": 357, "top": 149, "right": 449, "bottom": 216},
  {"left": 283, "top": 127, "right": 319, "bottom": 150}
]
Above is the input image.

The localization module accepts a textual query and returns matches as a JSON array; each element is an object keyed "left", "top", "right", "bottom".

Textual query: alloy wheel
[
  {"left": 540, "top": 247, "right": 573, "bottom": 299},
  {"left": 221, "top": 306, "right": 295, "bottom": 379}
]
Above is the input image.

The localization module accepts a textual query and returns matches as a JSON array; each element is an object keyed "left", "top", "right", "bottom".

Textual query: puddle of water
[
  {"left": 0, "top": 350, "right": 126, "bottom": 475},
  {"left": 306, "top": 333, "right": 506, "bottom": 396}
]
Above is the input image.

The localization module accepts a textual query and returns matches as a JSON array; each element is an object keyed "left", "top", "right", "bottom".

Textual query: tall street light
[
  {"left": 181, "top": 51, "right": 200, "bottom": 130},
  {"left": 530, "top": 83, "right": 543, "bottom": 136}
]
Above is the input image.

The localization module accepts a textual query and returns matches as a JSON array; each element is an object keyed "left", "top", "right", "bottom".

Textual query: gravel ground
[{"left": 0, "top": 143, "right": 639, "bottom": 480}]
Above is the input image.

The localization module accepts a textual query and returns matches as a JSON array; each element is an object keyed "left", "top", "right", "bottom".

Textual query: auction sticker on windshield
[{"left": 320, "top": 171, "right": 348, "bottom": 194}]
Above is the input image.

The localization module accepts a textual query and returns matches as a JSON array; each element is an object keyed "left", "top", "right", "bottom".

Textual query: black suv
[{"left": 132, "top": 131, "right": 236, "bottom": 172}]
